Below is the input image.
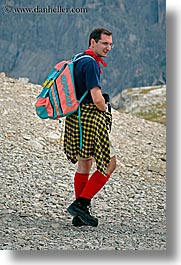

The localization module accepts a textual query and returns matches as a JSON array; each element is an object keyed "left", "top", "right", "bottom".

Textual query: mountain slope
[{"left": 0, "top": 0, "right": 166, "bottom": 98}]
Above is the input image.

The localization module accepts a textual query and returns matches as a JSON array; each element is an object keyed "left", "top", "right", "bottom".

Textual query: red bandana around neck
[{"left": 84, "top": 48, "right": 107, "bottom": 74}]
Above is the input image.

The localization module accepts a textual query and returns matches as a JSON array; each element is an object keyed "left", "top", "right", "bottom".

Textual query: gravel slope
[{"left": 0, "top": 73, "right": 166, "bottom": 250}]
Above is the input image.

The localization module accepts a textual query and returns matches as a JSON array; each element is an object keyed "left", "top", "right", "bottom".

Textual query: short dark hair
[{"left": 89, "top": 28, "right": 112, "bottom": 46}]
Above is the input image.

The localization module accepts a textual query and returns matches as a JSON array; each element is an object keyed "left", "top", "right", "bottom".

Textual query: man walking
[{"left": 64, "top": 28, "right": 116, "bottom": 227}]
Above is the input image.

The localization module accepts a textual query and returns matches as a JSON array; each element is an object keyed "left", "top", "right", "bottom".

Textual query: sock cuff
[
  {"left": 94, "top": 170, "right": 110, "bottom": 184},
  {"left": 75, "top": 172, "right": 89, "bottom": 179}
]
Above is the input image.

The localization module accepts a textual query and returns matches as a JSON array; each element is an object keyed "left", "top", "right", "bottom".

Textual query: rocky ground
[{"left": 0, "top": 73, "right": 166, "bottom": 250}]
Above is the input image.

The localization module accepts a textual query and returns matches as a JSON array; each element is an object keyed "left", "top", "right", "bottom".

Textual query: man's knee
[{"left": 77, "top": 158, "right": 93, "bottom": 174}]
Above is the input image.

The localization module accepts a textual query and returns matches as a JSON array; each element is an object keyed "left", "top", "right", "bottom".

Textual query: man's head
[{"left": 88, "top": 28, "right": 113, "bottom": 57}]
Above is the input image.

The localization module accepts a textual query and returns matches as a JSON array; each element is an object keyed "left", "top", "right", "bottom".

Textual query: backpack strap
[
  {"left": 78, "top": 105, "right": 83, "bottom": 150},
  {"left": 72, "top": 54, "right": 96, "bottom": 63},
  {"left": 72, "top": 53, "right": 95, "bottom": 150},
  {"left": 77, "top": 90, "right": 88, "bottom": 150}
]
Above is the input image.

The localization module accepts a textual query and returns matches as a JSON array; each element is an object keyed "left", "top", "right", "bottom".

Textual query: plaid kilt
[{"left": 63, "top": 103, "right": 112, "bottom": 175}]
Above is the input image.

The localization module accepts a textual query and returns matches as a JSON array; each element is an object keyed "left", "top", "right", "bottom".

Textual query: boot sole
[
  {"left": 72, "top": 216, "right": 88, "bottom": 227},
  {"left": 67, "top": 204, "right": 98, "bottom": 227}
]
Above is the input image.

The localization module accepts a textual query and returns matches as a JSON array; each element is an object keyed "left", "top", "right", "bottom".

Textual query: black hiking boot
[{"left": 67, "top": 197, "right": 98, "bottom": 227}]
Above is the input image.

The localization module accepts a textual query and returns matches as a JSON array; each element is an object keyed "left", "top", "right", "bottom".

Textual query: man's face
[{"left": 91, "top": 33, "right": 113, "bottom": 57}]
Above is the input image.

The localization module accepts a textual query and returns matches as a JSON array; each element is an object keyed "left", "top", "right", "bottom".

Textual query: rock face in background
[
  {"left": 0, "top": 0, "right": 166, "bottom": 98},
  {"left": 111, "top": 85, "right": 166, "bottom": 124}
]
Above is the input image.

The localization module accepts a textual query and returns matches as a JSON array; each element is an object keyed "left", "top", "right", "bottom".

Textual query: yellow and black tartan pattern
[{"left": 63, "top": 103, "right": 112, "bottom": 175}]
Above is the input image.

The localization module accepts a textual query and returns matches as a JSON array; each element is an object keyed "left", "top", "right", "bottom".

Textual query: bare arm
[{"left": 90, "top": 87, "right": 107, "bottom": 112}]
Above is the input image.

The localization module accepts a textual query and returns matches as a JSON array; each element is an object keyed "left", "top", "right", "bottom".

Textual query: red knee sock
[
  {"left": 74, "top": 172, "right": 89, "bottom": 199},
  {"left": 79, "top": 170, "right": 110, "bottom": 200}
]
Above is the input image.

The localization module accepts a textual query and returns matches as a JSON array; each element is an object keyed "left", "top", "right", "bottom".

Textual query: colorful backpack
[
  {"left": 35, "top": 53, "right": 95, "bottom": 150},
  {"left": 35, "top": 54, "right": 94, "bottom": 120}
]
